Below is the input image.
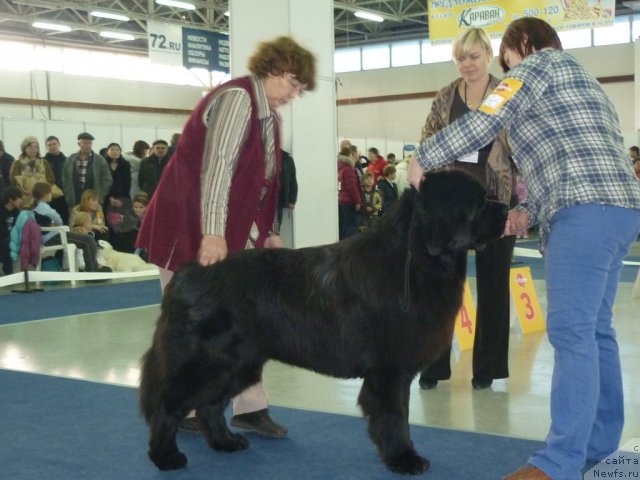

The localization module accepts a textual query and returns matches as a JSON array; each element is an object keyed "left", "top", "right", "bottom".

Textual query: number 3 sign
[{"left": 510, "top": 266, "right": 546, "bottom": 333}]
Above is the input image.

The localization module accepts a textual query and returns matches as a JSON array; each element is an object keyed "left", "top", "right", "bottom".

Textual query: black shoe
[
  {"left": 97, "top": 266, "right": 112, "bottom": 272},
  {"left": 419, "top": 376, "right": 438, "bottom": 390},
  {"left": 471, "top": 378, "right": 493, "bottom": 390},
  {"left": 230, "top": 409, "right": 288, "bottom": 438},
  {"left": 178, "top": 417, "right": 202, "bottom": 434}
]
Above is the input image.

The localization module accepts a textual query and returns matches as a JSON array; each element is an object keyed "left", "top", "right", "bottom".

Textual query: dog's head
[
  {"left": 414, "top": 170, "right": 508, "bottom": 256},
  {"left": 97, "top": 239, "right": 114, "bottom": 259}
]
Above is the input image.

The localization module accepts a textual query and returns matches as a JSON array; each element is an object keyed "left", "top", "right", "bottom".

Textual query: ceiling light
[
  {"left": 354, "top": 11, "right": 384, "bottom": 22},
  {"left": 224, "top": 11, "right": 230, "bottom": 16},
  {"left": 91, "top": 11, "right": 130, "bottom": 22},
  {"left": 622, "top": 1, "right": 640, "bottom": 9},
  {"left": 100, "top": 31, "right": 136, "bottom": 41},
  {"left": 32, "top": 21, "right": 72, "bottom": 32},
  {"left": 155, "top": 0, "right": 196, "bottom": 10}
]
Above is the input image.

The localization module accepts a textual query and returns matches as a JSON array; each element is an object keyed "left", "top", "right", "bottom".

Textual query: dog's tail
[{"left": 139, "top": 344, "right": 163, "bottom": 424}]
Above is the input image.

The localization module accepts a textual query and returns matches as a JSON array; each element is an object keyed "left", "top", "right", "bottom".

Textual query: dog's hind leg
[
  {"left": 358, "top": 372, "right": 429, "bottom": 475},
  {"left": 194, "top": 361, "right": 266, "bottom": 453},
  {"left": 147, "top": 401, "right": 190, "bottom": 470},
  {"left": 197, "top": 400, "right": 249, "bottom": 452}
]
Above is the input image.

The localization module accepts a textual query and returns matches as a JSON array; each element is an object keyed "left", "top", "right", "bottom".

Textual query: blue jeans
[{"left": 529, "top": 204, "right": 640, "bottom": 480}]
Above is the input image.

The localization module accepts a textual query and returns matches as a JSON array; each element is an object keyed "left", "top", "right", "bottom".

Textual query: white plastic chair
[{"left": 40, "top": 226, "right": 78, "bottom": 286}]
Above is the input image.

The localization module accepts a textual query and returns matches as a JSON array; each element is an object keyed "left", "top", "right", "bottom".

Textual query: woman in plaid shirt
[{"left": 410, "top": 17, "right": 640, "bottom": 480}]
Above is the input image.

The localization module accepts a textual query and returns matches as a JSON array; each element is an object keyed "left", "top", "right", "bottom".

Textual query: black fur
[{"left": 139, "top": 170, "right": 508, "bottom": 474}]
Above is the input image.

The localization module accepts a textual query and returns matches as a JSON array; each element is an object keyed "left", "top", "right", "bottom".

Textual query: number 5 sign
[
  {"left": 510, "top": 266, "right": 546, "bottom": 333},
  {"left": 454, "top": 281, "right": 477, "bottom": 351}
]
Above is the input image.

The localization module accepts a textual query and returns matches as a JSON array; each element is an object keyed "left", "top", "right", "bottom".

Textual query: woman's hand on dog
[
  {"left": 198, "top": 235, "right": 228, "bottom": 265},
  {"left": 264, "top": 234, "right": 284, "bottom": 249},
  {"left": 504, "top": 209, "right": 530, "bottom": 238},
  {"left": 408, "top": 157, "right": 426, "bottom": 188}
]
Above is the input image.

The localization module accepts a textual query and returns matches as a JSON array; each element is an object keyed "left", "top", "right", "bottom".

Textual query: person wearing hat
[
  {"left": 9, "top": 136, "right": 57, "bottom": 208},
  {"left": 62, "top": 132, "right": 112, "bottom": 209},
  {"left": 138, "top": 139, "right": 170, "bottom": 198}
]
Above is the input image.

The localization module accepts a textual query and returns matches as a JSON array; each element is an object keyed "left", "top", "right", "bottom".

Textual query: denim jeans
[{"left": 529, "top": 204, "right": 640, "bottom": 480}]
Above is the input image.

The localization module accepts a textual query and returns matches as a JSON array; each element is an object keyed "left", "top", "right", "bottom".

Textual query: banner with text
[
  {"left": 428, "top": 0, "right": 616, "bottom": 44},
  {"left": 147, "top": 21, "right": 230, "bottom": 72}
]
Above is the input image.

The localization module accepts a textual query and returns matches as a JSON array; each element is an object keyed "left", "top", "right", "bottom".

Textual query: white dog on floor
[{"left": 97, "top": 240, "right": 154, "bottom": 272}]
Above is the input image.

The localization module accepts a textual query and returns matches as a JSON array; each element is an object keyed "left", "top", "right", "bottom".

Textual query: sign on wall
[
  {"left": 182, "top": 28, "right": 230, "bottom": 72},
  {"left": 428, "top": 0, "right": 616, "bottom": 45},
  {"left": 147, "top": 21, "right": 230, "bottom": 73}
]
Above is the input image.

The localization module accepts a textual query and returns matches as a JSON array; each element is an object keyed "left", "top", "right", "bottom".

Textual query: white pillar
[{"left": 230, "top": 0, "right": 338, "bottom": 248}]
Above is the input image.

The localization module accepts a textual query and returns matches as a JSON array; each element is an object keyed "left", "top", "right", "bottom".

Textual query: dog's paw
[
  {"left": 148, "top": 450, "right": 188, "bottom": 470},
  {"left": 384, "top": 451, "right": 430, "bottom": 475},
  {"left": 209, "top": 432, "right": 250, "bottom": 452}
]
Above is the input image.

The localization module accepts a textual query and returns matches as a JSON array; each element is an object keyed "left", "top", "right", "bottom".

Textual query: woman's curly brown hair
[{"left": 248, "top": 36, "right": 316, "bottom": 91}]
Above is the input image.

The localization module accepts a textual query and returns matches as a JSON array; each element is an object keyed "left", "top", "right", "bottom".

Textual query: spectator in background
[
  {"left": 71, "top": 189, "right": 110, "bottom": 242},
  {"left": 629, "top": 145, "right": 640, "bottom": 162},
  {"left": 633, "top": 158, "right": 640, "bottom": 179},
  {"left": 0, "top": 186, "right": 23, "bottom": 275},
  {"left": 386, "top": 152, "right": 397, "bottom": 165},
  {"left": 377, "top": 164, "right": 398, "bottom": 215},
  {"left": 138, "top": 139, "right": 169, "bottom": 198},
  {"left": 337, "top": 146, "right": 362, "bottom": 239},
  {"left": 125, "top": 140, "right": 150, "bottom": 198},
  {"left": 0, "top": 140, "right": 15, "bottom": 187},
  {"left": 10, "top": 136, "right": 59, "bottom": 208},
  {"left": 44, "top": 135, "right": 69, "bottom": 225},
  {"left": 395, "top": 154, "right": 411, "bottom": 194},
  {"left": 62, "top": 132, "right": 112, "bottom": 208},
  {"left": 31, "top": 182, "right": 109, "bottom": 273},
  {"left": 339, "top": 139, "right": 352, "bottom": 152},
  {"left": 104, "top": 142, "right": 132, "bottom": 206},
  {"left": 366, "top": 147, "right": 387, "bottom": 185},
  {"left": 359, "top": 171, "right": 382, "bottom": 231},
  {"left": 167, "top": 133, "right": 181, "bottom": 159},
  {"left": 277, "top": 150, "right": 298, "bottom": 229}
]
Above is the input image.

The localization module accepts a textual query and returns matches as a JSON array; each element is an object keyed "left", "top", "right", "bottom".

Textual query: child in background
[
  {"left": 31, "top": 182, "right": 109, "bottom": 272},
  {"left": 71, "top": 189, "right": 109, "bottom": 242},
  {"left": 132, "top": 193, "right": 149, "bottom": 259},
  {"left": 359, "top": 172, "right": 382, "bottom": 231},
  {"left": 132, "top": 193, "right": 148, "bottom": 222}
]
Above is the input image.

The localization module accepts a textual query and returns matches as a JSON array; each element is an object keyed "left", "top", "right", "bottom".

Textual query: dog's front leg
[
  {"left": 358, "top": 373, "right": 429, "bottom": 475},
  {"left": 197, "top": 402, "right": 249, "bottom": 452}
]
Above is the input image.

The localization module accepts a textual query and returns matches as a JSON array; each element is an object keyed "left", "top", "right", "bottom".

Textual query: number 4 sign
[
  {"left": 454, "top": 281, "right": 477, "bottom": 351},
  {"left": 510, "top": 266, "right": 546, "bottom": 333}
]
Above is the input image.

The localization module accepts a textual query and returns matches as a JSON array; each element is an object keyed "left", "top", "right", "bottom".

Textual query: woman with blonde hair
[
  {"left": 71, "top": 189, "right": 109, "bottom": 241},
  {"left": 418, "top": 27, "right": 517, "bottom": 392}
]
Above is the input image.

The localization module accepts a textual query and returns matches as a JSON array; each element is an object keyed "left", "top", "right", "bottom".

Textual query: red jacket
[
  {"left": 338, "top": 157, "right": 362, "bottom": 206},
  {"left": 367, "top": 156, "right": 388, "bottom": 185},
  {"left": 137, "top": 76, "right": 281, "bottom": 271}
]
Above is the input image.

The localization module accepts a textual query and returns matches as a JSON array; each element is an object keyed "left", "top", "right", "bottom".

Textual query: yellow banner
[{"left": 428, "top": 0, "right": 615, "bottom": 45}]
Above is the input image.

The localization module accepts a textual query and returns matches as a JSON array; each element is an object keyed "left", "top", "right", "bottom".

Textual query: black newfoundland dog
[{"left": 140, "top": 170, "right": 508, "bottom": 475}]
